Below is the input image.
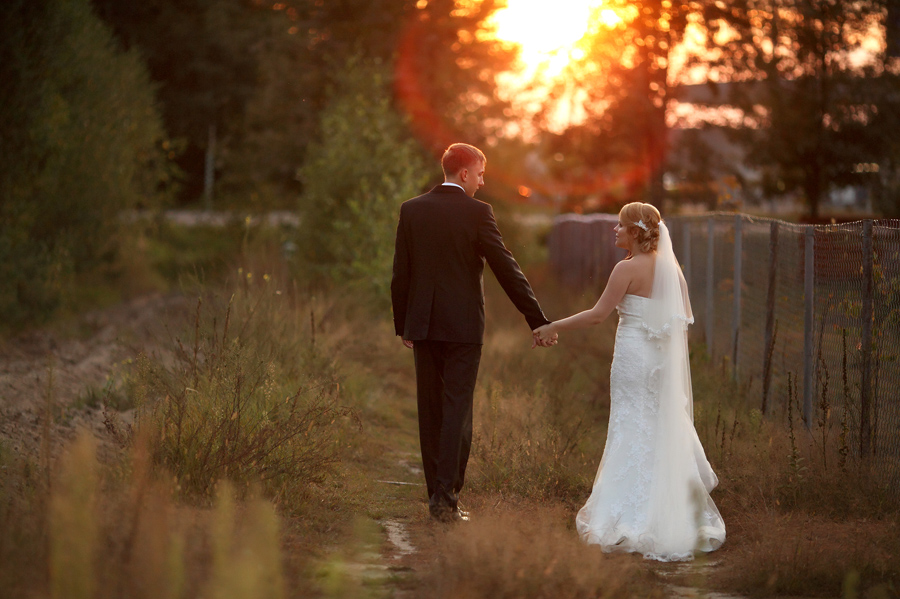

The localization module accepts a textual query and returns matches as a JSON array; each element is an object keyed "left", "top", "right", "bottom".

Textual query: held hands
[{"left": 531, "top": 324, "right": 558, "bottom": 349}]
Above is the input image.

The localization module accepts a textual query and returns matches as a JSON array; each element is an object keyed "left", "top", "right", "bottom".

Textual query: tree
[
  {"left": 93, "top": 0, "right": 289, "bottom": 202},
  {"left": 537, "top": 0, "right": 709, "bottom": 208},
  {"left": 94, "top": 0, "right": 511, "bottom": 206},
  {"left": 217, "top": 0, "right": 423, "bottom": 208},
  {"left": 704, "top": 0, "right": 897, "bottom": 218},
  {"left": 296, "top": 56, "right": 431, "bottom": 298},
  {"left": 394, "top": 0, "right": 517, "bottom": 154},
  {"left": 0, "top": 0, "right": 171, "bottom": 327}
]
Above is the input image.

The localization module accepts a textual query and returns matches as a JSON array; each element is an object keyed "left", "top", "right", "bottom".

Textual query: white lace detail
[
  {"left": 639, "top": 314, "right": 694, "bottom": 340},
  {"left": 575, "top": 293, "right": 726, "bottom": 562}
]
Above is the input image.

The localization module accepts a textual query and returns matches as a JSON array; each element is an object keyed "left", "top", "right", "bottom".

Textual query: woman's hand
[{"left": 532, "top": 323, "right": 558, "bottom": 348}]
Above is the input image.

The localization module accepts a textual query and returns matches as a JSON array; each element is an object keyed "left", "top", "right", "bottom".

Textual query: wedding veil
[
  {"left": 643, "top": 221, "right": 722, "bottom": 560},
  {"left": 645, "top": 221, "right": 694, "bottom": 421}
]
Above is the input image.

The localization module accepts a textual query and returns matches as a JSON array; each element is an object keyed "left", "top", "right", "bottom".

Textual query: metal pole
[
  {"left": 860, "top": 219, "right": 874, "bottom": 456},
  {"left": 762, "top": 221, "right": 779, "bottom": 415},
  {"left": 706, "top": 217, "right": 715, "bottom": 357},
  {"left": 802, "top": 227, "right": 815, "bottom": 429},
  {"left": 682, "top": 220, "right": 692, "bottom": 292},
  {"left": 732, "top": 214, "right": 743, "bottom": 377},
  {"left": 204, "top": 124, "right": 216, "bottom": 210}
]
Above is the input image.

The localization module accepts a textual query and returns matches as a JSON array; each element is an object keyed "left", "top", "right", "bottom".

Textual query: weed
[
  {"left": 133, "top": 276, "right": 360, "bottom": 503},
  {"left": 817, "top": 352, "right": 831, "bottom": 470},
  {"left": 50, "top": 433, "right": 98, "bottom": 599},
  {"left": 786, "top": 372, "right": 806, "bottom": 485}
]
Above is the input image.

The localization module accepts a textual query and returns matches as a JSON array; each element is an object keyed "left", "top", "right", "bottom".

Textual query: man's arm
[
  {"left": 390, "top": 207, "right": 410, "bottom": 338},
  {"left": 477, "top": 205, "right": 550, "bottom": 331}
]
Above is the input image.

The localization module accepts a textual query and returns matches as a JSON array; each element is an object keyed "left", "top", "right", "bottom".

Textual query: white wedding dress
[{"left": 575, "top": 223, "right": 726, "bottom": 562}]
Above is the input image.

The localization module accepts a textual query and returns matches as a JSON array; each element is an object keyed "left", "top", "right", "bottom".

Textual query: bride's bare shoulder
[{"left": 617, "top": 253, "right": 653, "bottom": 269}]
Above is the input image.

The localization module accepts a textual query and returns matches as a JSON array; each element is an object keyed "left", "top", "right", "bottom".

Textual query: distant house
[{"left": 665, "top": 82, "right": 877, "bottom": 215}]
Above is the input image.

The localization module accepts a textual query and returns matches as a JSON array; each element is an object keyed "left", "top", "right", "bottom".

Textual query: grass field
[{"left": 1, "top": 226, "right": 898, "bottom": 598}]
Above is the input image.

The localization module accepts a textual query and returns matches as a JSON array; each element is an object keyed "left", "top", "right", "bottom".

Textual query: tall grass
[
  {"left": 687, "top": 352, "right": 900, "bottom": 597},
  {"left": 457, "top": 267, "right": 899, "bottom": 597},
  {"left": 0, "top": 429, "right": 297, "bottom": 599},
  {"left": 131, "top": 268, "right": 359, "bottom": 504},
  {"left": 50, "top": 434, "right": 99, "bottom": 599},
  {"left": 0, "top": 244, "right": 371, "bottom": 597},
  {"left": 465, "top": 269, "right": 617, "bottom": 503}
]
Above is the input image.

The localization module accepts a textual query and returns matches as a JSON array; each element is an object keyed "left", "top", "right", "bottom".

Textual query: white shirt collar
[{"left": 441, "top": 182, "right": 464, "bottom": 191}]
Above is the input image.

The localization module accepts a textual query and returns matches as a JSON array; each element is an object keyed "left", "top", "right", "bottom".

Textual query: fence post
[
  {"left": 803, "top": 227, "right": 815, "bottom": 429},
  {"left": 682, "top": 220, "right": 692, "bottom": 290},
  {"left": 761, "top": 221, "right": 779, "bottom": 415},
  {"left": 860, "top": 219, "right": 874, "bottom": 456},
  {"left": 732, "top": 214, "right": 743, "bottom": 377},
  {"left": 706, "top": 217, "right": 715, "bottom": 356}
]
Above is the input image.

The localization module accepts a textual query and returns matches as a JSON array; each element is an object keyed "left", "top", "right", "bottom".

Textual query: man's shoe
[{"left": 430, "top": 506, "right": 469, "bottom": 523}]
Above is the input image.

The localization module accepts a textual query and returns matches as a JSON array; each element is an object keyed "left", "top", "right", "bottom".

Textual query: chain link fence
[{"left": 548, "top": 213, "right": 900, "bottom": 489}]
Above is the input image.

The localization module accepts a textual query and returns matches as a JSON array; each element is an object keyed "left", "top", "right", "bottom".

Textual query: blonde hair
[{"left": 619, "top": 202, "right": 661, "bottom": 253}]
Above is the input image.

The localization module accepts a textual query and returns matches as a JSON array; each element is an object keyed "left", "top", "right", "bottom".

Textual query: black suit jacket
[{"left": 391, "top": 184, "right": 550, "bottom": 343}]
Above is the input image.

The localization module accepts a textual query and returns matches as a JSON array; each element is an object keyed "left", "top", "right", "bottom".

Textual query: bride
[{"left": 534, "top": 202, "right": 725, "bottom": 561}]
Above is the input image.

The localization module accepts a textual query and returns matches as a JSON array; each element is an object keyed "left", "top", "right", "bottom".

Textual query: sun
[
  {"left": 487, "top": 0, "right": 621, "bottom": 76},
  {"left": 486, "top": 0, "right": 623, "bottom": 133}
]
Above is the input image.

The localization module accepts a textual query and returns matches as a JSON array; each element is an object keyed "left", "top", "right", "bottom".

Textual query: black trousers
[{"left": 413, "top": 340, "right": 482, "bottom": 512}]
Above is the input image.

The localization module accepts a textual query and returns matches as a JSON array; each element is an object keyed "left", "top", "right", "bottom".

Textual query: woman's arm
[{"left": 535, "top": 261, "right": 631, "bottom": 339}]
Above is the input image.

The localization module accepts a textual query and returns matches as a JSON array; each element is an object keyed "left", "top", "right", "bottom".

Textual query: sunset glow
[
  {"left": 488, "top": 0, "right": 619, "bottom": 76},
  {"left": 486, "top": 0, "right": 623, "bottom": 133}
]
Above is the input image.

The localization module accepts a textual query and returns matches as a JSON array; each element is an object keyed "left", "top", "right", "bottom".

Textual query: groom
[{"left": 391, "top": 143, "right": 556, "bottom": 523}]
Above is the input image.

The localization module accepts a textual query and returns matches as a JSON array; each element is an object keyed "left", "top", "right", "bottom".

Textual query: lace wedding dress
[{"left": 575, "top": 223, "right": 726, "bottom": 562}]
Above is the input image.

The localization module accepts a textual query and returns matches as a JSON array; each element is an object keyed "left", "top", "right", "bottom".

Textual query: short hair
[
  {"left": 619, "top": 202, "right": 662, "bottom": 253},
  {"left": 441, "top": 143, "right": 486, "bottom": 177}
]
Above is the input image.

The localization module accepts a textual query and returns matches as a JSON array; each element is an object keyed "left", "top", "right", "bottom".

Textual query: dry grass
[
  {"left": 3, "top": 235, "right": 900, "bottom": 599},
  {"left": 0, "top": 248, "right": 373, "bottom": 598},
  {"left": 0, "top": 429, "right": 305, "bottom": 599},
  {"left": 414, "top": 501, "right": 664, "bottom": 599},
  {"left": 126, "top": 266, "right": 361, "bottom": 506},
  {"left": 460, "top": 271, "right": 900, "bottom": 598},
  {"left": 688, "top": 355, "right": 900, "bottom": 597}
]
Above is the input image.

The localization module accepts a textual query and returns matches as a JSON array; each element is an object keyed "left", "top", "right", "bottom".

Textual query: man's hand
[{"left": 402, "top": 339, "right": 414, "bottom": 349}]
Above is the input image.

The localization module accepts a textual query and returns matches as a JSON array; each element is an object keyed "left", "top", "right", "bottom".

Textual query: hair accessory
[{"left": 634, "top": 220, "right": 649, "bottom": 232}]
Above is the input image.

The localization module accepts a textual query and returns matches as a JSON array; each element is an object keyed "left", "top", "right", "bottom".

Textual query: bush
[
  {"left": 0, "top": 0, "right": 173, "bottom": 329},
  {"left": 296, "top": 54, "right": 431, "bottom": 299},
  {"left": 133, "top": 273, "right": 358, "bottom": 502}
]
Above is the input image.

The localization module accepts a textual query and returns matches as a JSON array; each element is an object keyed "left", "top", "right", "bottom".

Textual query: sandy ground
[{"left": 0, "top": 293, "right": 190, "bottom": 460}]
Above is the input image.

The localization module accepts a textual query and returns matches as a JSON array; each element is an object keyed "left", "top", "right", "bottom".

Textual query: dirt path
[{"left": 0, "top": 293, "right": 189, "bottom": 459}]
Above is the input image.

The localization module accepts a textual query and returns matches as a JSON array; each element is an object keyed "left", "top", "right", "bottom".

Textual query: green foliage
[
  {"left": 297, "top": 56, "right": 431, "bottom": 299},
  {"left": 94, "top": 0, "right": 422, "bottom": 204},
  {"left": 0, "top": 0, "right": 172, "bottom": 329}
]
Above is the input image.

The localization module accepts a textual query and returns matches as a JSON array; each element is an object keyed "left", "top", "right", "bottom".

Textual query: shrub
[
  {"left": 0, "top": 0, "right": 173, "bottom": 328},
  {"left": 296, "top": 54, "right": 431, "bottom": 299},
  {"left": 133, "top": 273, "right": 358, "bottom": 502}
]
